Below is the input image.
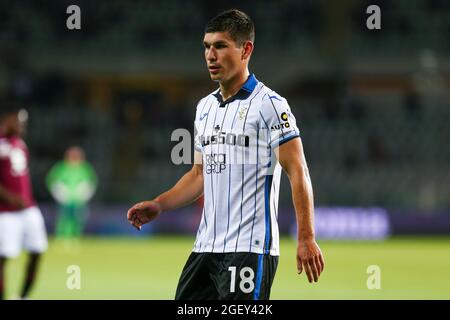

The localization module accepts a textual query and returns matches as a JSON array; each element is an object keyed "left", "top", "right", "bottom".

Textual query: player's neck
[
  {"left": 0, "top": 131, "right": 16, "bottom": 138},
  {"left": 219, "top": 69, "right": 250, "bottom": 101}
]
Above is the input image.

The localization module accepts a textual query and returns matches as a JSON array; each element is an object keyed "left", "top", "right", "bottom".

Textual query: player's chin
[{"left": 209, "top": 72, "right": 222, "bottom": 81}]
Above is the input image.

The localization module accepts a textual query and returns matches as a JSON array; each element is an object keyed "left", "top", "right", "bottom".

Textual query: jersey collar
[{"left": 213, "top": 73, "right": 258, "bottom": 107}]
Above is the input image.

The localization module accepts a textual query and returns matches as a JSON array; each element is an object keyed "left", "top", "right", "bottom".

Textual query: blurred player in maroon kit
[{"left": 0, "top": 102, "right": 48, "bottom": 300}]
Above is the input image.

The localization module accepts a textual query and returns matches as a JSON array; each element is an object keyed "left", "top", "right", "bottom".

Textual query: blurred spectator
[
  {"left": 367, "top": 135, "right": 389, "bottom": 166},
  {"left": 347, "top": 95, "right": 366, "bottom": 123},
  {"left": 343, "top": 150, "right": 360, "bottom": 173},
  {"left": 323, "top": 97, "right": 341, "bottom": 121},
  {"left": 111, "top": 100, "right": 144, "bottom": 201},
  {"left": 403, "top": 90, "right": 421, "bottom": 120}
]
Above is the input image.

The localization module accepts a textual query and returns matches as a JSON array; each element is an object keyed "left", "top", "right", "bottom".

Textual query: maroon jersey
[{"left": 0, "top": 134, "right": 35, "bottom": 212}]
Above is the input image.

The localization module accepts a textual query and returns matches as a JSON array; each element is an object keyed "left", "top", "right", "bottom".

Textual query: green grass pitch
[{"left": 6, "top": 236, "right": 450, "bottom": 299}]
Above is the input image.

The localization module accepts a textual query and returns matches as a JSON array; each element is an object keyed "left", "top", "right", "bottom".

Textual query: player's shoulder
[
  {"left": 0, "top": 135, "right": 10, "bottom": 143},
  {"left": 0, "top": 137, "right": 12, "bottom": 157},
  {"left": 255, "top": 83, "right": 289, "bottom": 111},
  {"left": 199, "top": 89, "right": 220, "bottom": 106},
  {"left": 262, "top": 86, "right": 287, "bottom": 103},
  {"left": 0, "top": 136, "right": 13, "bottom": 148},
  {"left": 194, "top": 89, "right": 219, "bottom": 114}
]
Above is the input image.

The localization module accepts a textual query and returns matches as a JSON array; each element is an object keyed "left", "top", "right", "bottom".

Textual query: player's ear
[{"left": 241, "top": 41, "right": 253, "bottom": 60}]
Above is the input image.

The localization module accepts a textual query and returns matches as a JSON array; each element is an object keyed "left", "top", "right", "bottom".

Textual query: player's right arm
[{"left": 127, "top": 151, "right": 203, "bottom": 230}]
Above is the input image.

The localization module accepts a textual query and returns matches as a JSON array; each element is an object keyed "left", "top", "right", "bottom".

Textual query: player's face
[
  {"left": 203, "top": 32, "right": 245, "bottom": 84},
  {"left": 65, "top": 146, "right": 85, "bottom": 164},
  {"left": 3, "top": 110, "right": 28, "bottom": 137}
]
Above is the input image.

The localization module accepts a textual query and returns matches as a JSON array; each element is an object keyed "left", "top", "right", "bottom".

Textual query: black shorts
[{"left": 175, "top": 252, "right": 278, "bottom": 300}]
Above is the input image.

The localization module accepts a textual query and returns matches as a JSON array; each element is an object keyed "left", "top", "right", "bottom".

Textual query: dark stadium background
[{"left": 1, "top": 0, "right": 449, "bottom": 299}]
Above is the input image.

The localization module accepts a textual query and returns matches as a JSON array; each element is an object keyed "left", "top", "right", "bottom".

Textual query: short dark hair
[
  {"left": 0, "top": 99, "right": 22, "bottom": 118},
  {"left": 204, "top": 9, "right": 255, "bottom": 45}
]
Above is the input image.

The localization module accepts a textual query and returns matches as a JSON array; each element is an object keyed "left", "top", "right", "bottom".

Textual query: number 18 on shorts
[{"left": 175, "top": 252, "right": 278, "bottom": 300}]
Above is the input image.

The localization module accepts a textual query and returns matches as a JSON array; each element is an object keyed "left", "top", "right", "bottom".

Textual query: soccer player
[
  {"left": 46, "top": 145, "right": 97, "bottom": 241},
  {"left": 0, "top": 102, "right": 48, "bottom": 300},
  {"left": 127, "top": 9, "right": 324, "bottom": 300}
]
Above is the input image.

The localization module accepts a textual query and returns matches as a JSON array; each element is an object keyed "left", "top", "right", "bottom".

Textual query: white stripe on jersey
[{"left": 193, "top": 74, "right": 300, "bottom": 256}]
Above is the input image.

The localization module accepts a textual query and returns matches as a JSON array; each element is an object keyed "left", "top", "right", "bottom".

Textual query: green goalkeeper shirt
[{"left": 46, "top": 161, "right": 97, "bottom": 205}]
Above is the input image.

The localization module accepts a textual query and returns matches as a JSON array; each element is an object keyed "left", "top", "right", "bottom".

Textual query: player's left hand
[
  {"left": 297, "top": 239, "right": 325, "bottom": 283},
  {"left": 126, "top": 200, "right": 161, "bottom": 231}
]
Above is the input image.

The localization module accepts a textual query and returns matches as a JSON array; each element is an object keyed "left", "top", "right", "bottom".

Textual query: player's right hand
[
  {"left": 126, "top": 200, "right": 162, "bottom": 231},
  {"left": 6, "top": 194, "right": 26, "bottom": 209}
]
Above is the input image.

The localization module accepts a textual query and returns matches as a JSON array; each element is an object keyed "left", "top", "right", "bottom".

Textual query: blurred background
[{"left": 1, "top": 0, "right": 450, "bottom": 299}]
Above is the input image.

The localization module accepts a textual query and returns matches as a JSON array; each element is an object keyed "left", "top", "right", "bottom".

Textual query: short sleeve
[
  {"left": 0, "top": 138, "right": 11, "bottom": 158},
  {"left": 194, "top": 120, "right": 202, "bottom": 153},
  {"left": 259, "top": 93, "right": 300, "bottom": 149},
  {"left": 193, "top": 97, "right": 208, "bottom": 153}
]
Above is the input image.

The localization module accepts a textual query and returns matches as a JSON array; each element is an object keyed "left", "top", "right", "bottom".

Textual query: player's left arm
[{"left": 276, "top": 137, "right": 325, "bottom": 283}]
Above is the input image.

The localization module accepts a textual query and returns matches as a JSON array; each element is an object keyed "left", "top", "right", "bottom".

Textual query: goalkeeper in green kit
[{"left": 46, "top": 146, "right": 97, "bottom": 240}]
